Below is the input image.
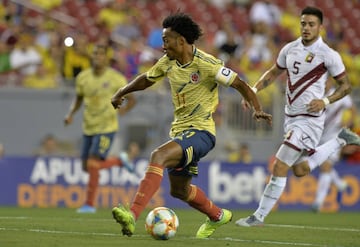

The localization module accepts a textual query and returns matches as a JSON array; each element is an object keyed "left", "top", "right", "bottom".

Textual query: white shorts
[{"left": 276, "top": 114, "right": 325, "bottom": 166}]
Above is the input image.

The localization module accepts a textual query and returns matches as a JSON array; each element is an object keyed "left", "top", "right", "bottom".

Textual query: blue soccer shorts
[
  {"left": 168, "top": 129, "right": 215, "bottom": 177},
  {"left": 81, "top": 132, "right": 116, "bottom": 160}
]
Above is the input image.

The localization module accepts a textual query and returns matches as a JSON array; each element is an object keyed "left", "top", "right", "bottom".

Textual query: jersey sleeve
[
  {"left": 326, "top": 50, "right": 346, "bottom": 78},
  {"left": 146, "top": 55, "right": 167, "bottom": 83},
  {"left": 214, "top": 65, "right": 237, "bottom": 87}
]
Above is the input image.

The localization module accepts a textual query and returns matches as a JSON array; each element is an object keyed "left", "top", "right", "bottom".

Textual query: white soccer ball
[{"left": 145, "top": 207, "right": 179, "bottom": 240}]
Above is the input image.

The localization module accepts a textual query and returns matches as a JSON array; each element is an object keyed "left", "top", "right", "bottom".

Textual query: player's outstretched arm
[
  {"left": 230, "top": 77, "right": 272, "bottom": 125},
  {"left": 241, "top": 64, "right": 284, "bottom": 110},
  {"left": 252, "top": 64, "right": 284, "bottom": 92},
  {"left": 111, "top": 73, "right": 155, "bottom": 109}
]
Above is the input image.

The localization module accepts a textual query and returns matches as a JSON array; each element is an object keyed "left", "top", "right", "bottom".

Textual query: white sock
[
  {"left": 314, "top": 172, "right": 332, "bottom": 207},
  {"left": 330, "top": 169, "right": 344, "bottom": 189},
  {"left": 254, "top": 176, "right": 287, "bottom": 222},
  {"left": 308, "top": 139, "right": 342, "bottom": 171}
]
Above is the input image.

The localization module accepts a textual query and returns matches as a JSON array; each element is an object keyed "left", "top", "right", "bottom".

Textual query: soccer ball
[{"left": 145, "top": 207, "right": 179, "bottom": 240}]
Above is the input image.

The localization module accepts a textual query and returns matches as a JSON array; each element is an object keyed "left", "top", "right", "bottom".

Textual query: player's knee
[
  {"left": 86, "top": 158, "right": 99, "bottom": 169},
  {"left": 150, "top": 144, "right": 181, "bottom": 167},
  {"left": 292, "top": 164, "right": 310, "bottom": 177},
  {"left": 320, "top": 161, "right": 332, "bottom": 172},
  {"left": 150, "top": 148, "right": 167, "bottom": 164},
  {"left": 272, "top": 161, "right": 289, "bottom": 177}
]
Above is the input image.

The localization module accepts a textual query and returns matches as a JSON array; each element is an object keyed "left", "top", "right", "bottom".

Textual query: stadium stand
[
  {"left": 5, "top": 0, "right": 359, "bottom": 53},
  {"left": 52, "top": 0, "right": 360, "bottom": 53},
  {"left": 1, "top": 0, "right": 359, "bottom": 160}
]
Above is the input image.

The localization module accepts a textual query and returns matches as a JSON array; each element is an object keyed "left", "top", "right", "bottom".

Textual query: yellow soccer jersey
[
  {"left": 76, "top": 68, "right": 127, "bottom": 135},
  {"left": 147, "top": 47, "right": 237, "bottom": 137}
]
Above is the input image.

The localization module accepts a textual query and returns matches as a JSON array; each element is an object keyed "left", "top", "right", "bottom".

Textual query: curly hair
[{"left": 162, "top": 12, "right": 203, "bottom": 44}]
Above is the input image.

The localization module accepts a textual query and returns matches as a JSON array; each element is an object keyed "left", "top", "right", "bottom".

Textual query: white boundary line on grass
[
  {"left": 0, "top": 216, "right": 29, "bottom": 219},
  {"left": 266, "top": 223, "right": 360, "bottom": 232},
  {"left": 0, "top": 227, "right": 323, "bottom": 246},
  {"left": 1, "top": 216, "right": 359, "bottom": 233},
  {"left": 0, "top": 226, "right": 354, "bottom": 247}
]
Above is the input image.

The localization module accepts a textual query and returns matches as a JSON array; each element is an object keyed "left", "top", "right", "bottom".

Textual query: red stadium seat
[{"left": 51, "top": 0, "right": 359, "bottom": 54}]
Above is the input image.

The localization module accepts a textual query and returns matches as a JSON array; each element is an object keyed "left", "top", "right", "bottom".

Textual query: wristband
[
  {"left": 251, "top": 87, "right": 258, "bottom": 93},
  {"left": 322, "top": 97, "right": 330, "bottom": 106}
]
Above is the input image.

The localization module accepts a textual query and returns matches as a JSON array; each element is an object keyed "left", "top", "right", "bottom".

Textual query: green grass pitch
[{"left": 0, "top": 207, "right": 359, "bottom": 247}]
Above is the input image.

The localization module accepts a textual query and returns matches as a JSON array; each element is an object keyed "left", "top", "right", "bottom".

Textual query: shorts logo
[
  {"left": 301, "top": 134, "right": 310, "bottom": 141},
  {"left": 190, "top": 72, "right": 200, "bottom": 84}
]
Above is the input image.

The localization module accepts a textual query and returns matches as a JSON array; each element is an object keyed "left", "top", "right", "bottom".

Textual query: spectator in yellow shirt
[
  {"left": 23, "top": 62, "right": 59, "bottom": 89},
  {"left": 30, "top": 0, "right": 62, "bottom": 10}
]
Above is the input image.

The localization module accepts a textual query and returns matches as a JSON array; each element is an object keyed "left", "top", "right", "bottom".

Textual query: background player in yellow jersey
[
  {"left": 64, "top": 44, "right": 136, "bottom": 213},
  {"left": 110, "top": 12, "right": 272, "bottom": 238}
]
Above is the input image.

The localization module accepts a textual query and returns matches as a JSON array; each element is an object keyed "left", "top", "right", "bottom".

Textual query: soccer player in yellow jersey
[
  {"left": 111, "top": 13, "right": 272, "bottom": 238},
  {"left": 64, "top": 44, "right": 136, "bottom": 213}
]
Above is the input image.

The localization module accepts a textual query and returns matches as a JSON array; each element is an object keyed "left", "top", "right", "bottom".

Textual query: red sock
[
  {"left": 187, "top": 185, "right": 222, "bottom": 221},
  {"left": 99, "top": 157, "right": 121, "bottom": 169},
  {"left": 85, "top": 158, "right": 122, "bottom": 207},
  {"left": 130, "top": 163, "right": 163, "bottom": 220},
  {"left": 85, "top": 161, "right": 100, "bottom": 206}
]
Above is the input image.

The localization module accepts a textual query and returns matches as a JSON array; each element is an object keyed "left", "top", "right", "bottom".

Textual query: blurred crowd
[
  {"left": 1, "top": 0, "right": 359, "bottom": 91},
  {"left": 1, "top": 0, "right": 360, "bottom": 162},
  {"left": 0, "top": 0, "right": 160, "bottom": 89}
]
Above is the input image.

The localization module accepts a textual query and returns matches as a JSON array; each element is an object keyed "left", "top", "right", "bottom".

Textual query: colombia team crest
[{"left": 190, "top": 72, "right": 200, "bottom": 84}]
